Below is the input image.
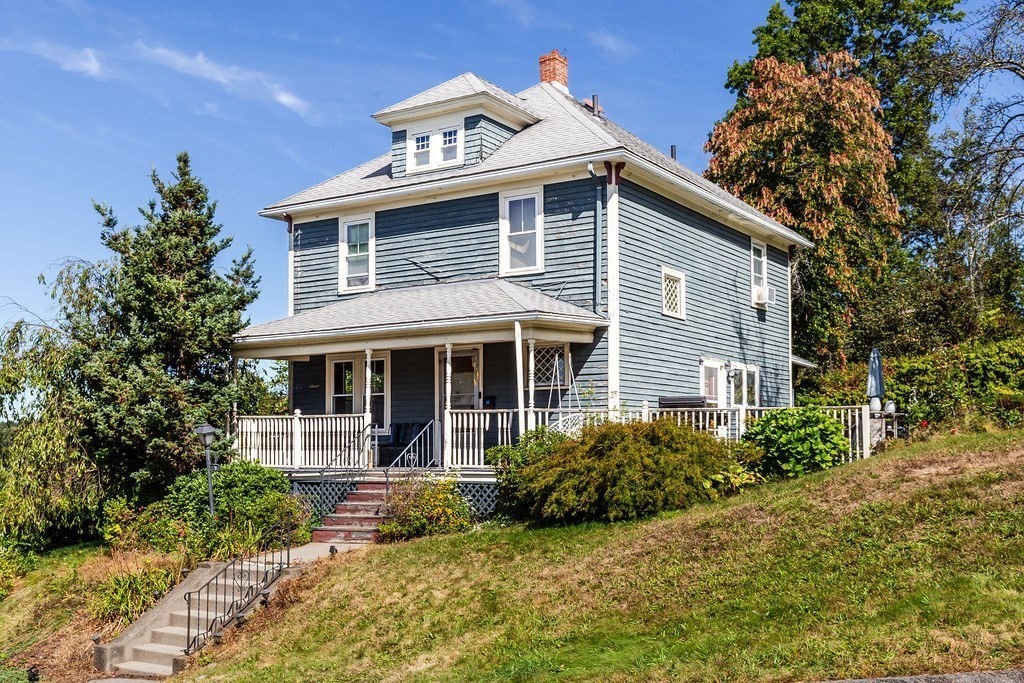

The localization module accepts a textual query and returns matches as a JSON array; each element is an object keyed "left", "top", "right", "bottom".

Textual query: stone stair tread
[
  {"left": 135, "top": 642, "right": 184, "bottom": 654},
  {"left": 115, "top": 659, "right": 173, "bottom": 677}
]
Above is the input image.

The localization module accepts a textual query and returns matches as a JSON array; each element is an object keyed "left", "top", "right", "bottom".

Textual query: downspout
[{"left": 588, "top": 163, "right": 603, "bottom": 314}]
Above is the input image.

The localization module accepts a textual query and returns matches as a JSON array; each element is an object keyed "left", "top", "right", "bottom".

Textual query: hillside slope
[{"left": 178, "top": 431, "right": 1024, "bottom": 682}]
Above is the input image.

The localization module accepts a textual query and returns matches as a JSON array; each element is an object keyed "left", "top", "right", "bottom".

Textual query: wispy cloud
[
  {"left": 132, "top": 40, "right": 310, "bottom": 117},
  {"left": 485, "top": 0, "right": 536, "bottom": 27},
  {"left": 2, "top": 39, "right": 105, "bottom": 78},
  {"left": 588, "top": 30, "right": 637, "bottom": 57}
]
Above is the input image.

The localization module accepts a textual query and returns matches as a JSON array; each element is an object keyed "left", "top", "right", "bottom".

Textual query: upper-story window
[
  {"left": 339, "top": 216, "right": 374, "bottom": 293},
  {"left": 413, "top": 134, "right": 431, "bottom": 167},
  {"left": 499, "top": 187, "right": 544, "bottom": 275},
  {"left": 441, "top": 128, "right": 458, "bottom": 162},
  {"left": 661, "top": 266, "right": 686, "bottom": 319},
  {"left": 406, "top": 119, "right": 464, "bottom": 172},
  {"left": 750, "top": 239, "right": 775, "bottom": 306}
]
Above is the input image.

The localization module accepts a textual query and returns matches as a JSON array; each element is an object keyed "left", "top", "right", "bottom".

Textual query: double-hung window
[
  {"left": 500, "top": 187, "right": 544, "bottom": 274},
  {"left": 413, "top": 133, "right": 431, "bottom": 168},
  {"left": 441, "top": 128, "right": 458, "bottom": 162},
  {"left": 339, "top": 216, "right": 374, "bottom": 293},
  {"left": 751, "top": 239, "right": 767, "bottom": 305},
  {"left": 662, "top": 266, "right": 686, "bottom": 319}
]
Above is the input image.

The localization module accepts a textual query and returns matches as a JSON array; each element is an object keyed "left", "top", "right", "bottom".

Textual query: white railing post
[
  {"left": 737, "top": 404, "right": 747, "bottom": 438},
  {"left": 443, "top": 344, "right": 452, "bottom": 468},
  {"left": 860, "top": 404, "right": 871, "bottom": 459},
  {"left": 364, "top": 348, "right": 373, "bottom": 468},
  {"left": 291, "top": 409, "right": 303, "bottom": 469},
  {"left": 527, "top": 338, "right": 536, "bottom": 432},
  {"left": 641, "top": 399, "right": 650, "bottom": 422}
]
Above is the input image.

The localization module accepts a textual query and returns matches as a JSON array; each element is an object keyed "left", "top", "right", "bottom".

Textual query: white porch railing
[
  {"left": 236, "top": 412, "right": 370, "bottom": 470},
  {"left": 448, "top": 409, "right": 517, "bottom": 468},
  {"left": 235, "top": 404, "right": 872, "bottom": 473}
]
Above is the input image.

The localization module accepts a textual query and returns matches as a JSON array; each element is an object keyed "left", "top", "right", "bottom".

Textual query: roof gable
[{"left": 372, "top": 72, "right": 538, "bottom": 128}]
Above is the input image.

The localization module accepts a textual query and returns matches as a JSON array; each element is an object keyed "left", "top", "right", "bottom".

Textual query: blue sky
[{"left": 0, "top": 1, "right": 826, "bottom": 326}]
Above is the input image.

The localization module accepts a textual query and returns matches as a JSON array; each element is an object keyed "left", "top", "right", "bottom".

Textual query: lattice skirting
[
  {"left": 291, "top": 480, "right": 358, "bottom": 517},
  {"left": 459, "top": 482, "right": 498, "bottom": 518}
]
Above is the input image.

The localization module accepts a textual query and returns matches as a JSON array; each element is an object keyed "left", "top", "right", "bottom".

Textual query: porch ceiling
[{"left": 234, "top": 278, "right": 606, "bottom": 359}]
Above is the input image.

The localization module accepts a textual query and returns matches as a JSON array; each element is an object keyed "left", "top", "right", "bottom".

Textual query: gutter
[{"left": 262, "top": 149, "right": 812, "bottom": 251}]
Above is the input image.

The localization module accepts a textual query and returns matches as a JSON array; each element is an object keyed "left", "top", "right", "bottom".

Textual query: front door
[{"left": 437, "top": 347, "right": 482, "bottom": 413}]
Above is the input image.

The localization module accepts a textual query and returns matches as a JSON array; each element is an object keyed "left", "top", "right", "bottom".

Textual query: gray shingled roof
[
  {"left": 264, "top": 78, "right": 808, "bottom": 248},
  {"left": 236, "top": 279, "right": 605, "bottom": 344},
  {"left": 373, "top": 72, "right": 536, "bottom": 121}
]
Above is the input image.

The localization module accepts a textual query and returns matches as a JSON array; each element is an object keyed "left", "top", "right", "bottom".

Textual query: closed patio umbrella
[{"left": 867, "top": 348, "right": 884, "bottom": 410}]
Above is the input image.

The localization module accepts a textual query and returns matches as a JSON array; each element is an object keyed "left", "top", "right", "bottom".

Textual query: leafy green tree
[
  {"left": 725, "top": 0, "right": 963, "bottom": 241},
  {"left": 706, "top": 52, "right": 902, "bottom": 365}
]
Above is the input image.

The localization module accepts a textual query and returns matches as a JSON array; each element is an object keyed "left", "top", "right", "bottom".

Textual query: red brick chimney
[{"left": 539, "top": 50, "right": 568, "bottom": 89}]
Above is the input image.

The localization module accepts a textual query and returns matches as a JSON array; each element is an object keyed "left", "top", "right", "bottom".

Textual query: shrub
[
  {"left": 101, "top": 461, "right": 308, "bottom": 561},
  {"left": 378, "top": 476, "right": 472, "bottom": 543},
  {"left": 743, "top": 407, "right": 848, "bottom": 478},
  {"left": 88, "top": 564, "right": 176, "bottom": 627},
  {"left": 486, "top": 427, "right": 568, "bottom": 519},
  {"left": 516, "top": 419, "right": 736, "bottom": 523},
  {"left": 803, "top": 337, "right": 1024, "bottom": 428}
]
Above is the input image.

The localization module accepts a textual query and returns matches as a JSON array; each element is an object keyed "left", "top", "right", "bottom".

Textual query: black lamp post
[{"left": 193, "top": 423, "right": 219, "bottom": 516}]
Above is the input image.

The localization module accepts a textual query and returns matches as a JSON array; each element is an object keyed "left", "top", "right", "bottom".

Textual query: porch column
[
  {"left": 363, "top": 348, "right": 372, "bottom": 467},
  {"left": 527, "top": 338, "right": 536, "bottom": 431},
  {"left": 513, "top": 322, "right": 526, "bottom": 437},
  {"left": 443, "top": 343, "right": 453, "bottom": 466}
]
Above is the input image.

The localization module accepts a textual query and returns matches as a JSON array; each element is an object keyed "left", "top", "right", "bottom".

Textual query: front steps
[
  {"left": 311, "top": 481, "right": 388, "bottom": 544},
  {"left": 95, "top": 559, "right": 300, "bottom": 679}
]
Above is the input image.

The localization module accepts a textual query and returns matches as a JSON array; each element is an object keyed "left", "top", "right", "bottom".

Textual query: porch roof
[{"left": 234, "top": 279, "right": 606, "bottom": 357}]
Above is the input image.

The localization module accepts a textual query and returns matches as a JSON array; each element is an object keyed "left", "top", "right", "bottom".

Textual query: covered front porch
[{"left": 231, "top": 279, "right": 610, "bottom": 478}]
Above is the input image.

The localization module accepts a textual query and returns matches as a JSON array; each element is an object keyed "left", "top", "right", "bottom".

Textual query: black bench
[{"left": 658, "top": 396, "right": 708, "bottom": 409}]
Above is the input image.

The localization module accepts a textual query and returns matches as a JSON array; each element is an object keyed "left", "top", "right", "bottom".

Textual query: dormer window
[
  {"left": 405, "top": 116, "right": 464, "bottom": 172},
  {"left": 441, "top": 128, "right": 458, "bottom": 162},
  {"left": 413, "top": 133, "right": 431, "bottom": 167}
]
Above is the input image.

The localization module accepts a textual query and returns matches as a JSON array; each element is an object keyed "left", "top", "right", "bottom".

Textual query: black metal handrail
[
  {"left": 383, "top": 420, "right": 440, "bottom": 506},
  {"left": 314, "top": 424, "right": 373, "bottom": 516},
  {"left": 183, "top": 517, "right": 292, "bottom": 655}
]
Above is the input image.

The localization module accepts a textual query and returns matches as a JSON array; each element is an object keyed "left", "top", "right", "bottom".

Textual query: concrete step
[
  {"left": 115, "top": 658, "right": 173, "bottom": 678},
  {"left": 131, "top": 641, "right": 183, "bottom": 667},
  {"left": 150, "top": 625, "right": 189, "bottom": 647},
  {"left": 169, "top": 609, "right": 227, "bottom": 629},
  {"left": 312, "top": 526, "right": 377, "bottom": 543},
  {"left": 334, "top": 501, "right": 381, "bottom": 515},
  {"left": 322, "top": 513, "right": 381, "bottom": 528}
]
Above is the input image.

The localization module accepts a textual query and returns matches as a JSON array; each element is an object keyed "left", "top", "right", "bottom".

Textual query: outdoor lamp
[{"left": 193, "top": 423, "right": 220, "bottom": 516}]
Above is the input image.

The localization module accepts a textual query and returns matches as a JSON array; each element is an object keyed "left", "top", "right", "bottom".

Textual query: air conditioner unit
[{"left": 752, "top": 286, "right": 776, "bottom": 305}]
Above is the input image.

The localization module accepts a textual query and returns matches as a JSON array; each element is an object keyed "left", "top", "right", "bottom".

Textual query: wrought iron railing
[
  {"left": 314, "top": 424, "right": 373, "bottom": 516},
  {"left": 182, "top": 519, "right": 292, "bottom": 655},
  {"left": 388, "top": 420, "right": 437, "bottom": 470}
]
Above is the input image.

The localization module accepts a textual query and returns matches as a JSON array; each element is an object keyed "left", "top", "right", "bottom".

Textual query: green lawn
[{"left": 180, "top": 430, "right": 1024, "bottom": 682}]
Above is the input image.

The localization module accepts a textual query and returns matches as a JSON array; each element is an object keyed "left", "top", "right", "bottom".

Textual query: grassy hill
[{"left": 172, "top": 430, "right": 1024, "bottom": 681}]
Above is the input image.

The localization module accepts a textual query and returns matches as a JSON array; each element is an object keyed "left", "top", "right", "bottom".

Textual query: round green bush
[
  {"left": 516, "top": 418, "right": 737, "bottom": 523},
  {"left": 485, "top": 427, "right": 568, "bottom": 519},
  {"left": 743, "top": 407, "right": 849, "bottom": 478}
]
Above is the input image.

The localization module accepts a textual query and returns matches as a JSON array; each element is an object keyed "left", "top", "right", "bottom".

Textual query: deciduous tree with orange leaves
[{"left": 706, "top": 51, "right": 902, "bottom": 366}]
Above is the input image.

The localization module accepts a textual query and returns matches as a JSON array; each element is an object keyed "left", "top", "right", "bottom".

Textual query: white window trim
[
  {"left": 661, "top": 266, "right": 686, "bottom": 319},
  {"left": 337, "top": 215, "right": 375, "bottom": 294},
  {"left": 751, "top": 238, "right": 768, "bottom": 308},
  {"left": 405, "top": 117, "right": 465, "bottom": 174},
  {"left": 499, "top": 186, "right": 545, "bottom": 276},
  {"left": 325, "top": 351, "right": 391, "bottom": 433}
]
